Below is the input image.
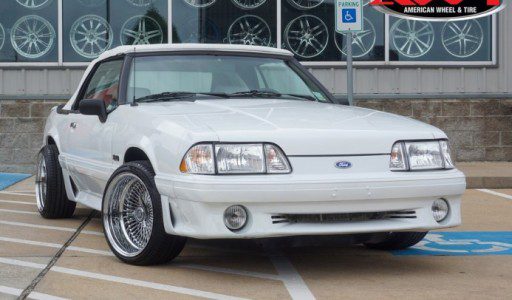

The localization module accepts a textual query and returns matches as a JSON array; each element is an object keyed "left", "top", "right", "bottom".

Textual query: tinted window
[{"left": 82, "top": 60, "right": 123, "bottom": 112}]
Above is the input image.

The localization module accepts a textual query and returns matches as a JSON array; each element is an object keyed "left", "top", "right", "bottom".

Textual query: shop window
[
  {"left": 0, "top": 0, "right": 58, "bottom": 62},
  {"left": 63, "top": 0, "right": 168, "bottom": 62},
  {"left": 281, "top": 1, "right": 385, "bottom": 62},
  {"left": 172, "top": 0, "right": 277, "bottom": 47},
  {"left": 389, "top": 17, "right": 492, "bottom": 62}
]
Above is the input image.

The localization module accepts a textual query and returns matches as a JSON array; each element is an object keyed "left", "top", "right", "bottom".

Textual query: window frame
[
  {"left": 123, "top": 51, "right": 338, "bottom": 105},
  {"left": 0, "top": 0, "right": 499, "bottom": 67},
  {"left": 72, "top": 55, "right": 126, "bottom": 111}
]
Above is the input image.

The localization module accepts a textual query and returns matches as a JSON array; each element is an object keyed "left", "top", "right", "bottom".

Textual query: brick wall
[
  {"left": 0, "top": 98, "right": 510, "bottom": 173},
  {"left": 0, "top": 100, "right": 65, "bottom": 173},
  {"left": 356, "top": 99, "right": 512, "bottom": 162}
]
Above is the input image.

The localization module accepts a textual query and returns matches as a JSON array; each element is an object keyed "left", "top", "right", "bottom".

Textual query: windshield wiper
[
  {"left": 229, "top": 90, "right": 282, "bottom": 98},
  {"left": 229, "top": 90, "right": 317, "bottom": 102},
  {"left": 281, "top": 94, "right": 317, "bottom": 101},
  {"left": 135, "top": 92, "right": 229, "bottom": 103}
]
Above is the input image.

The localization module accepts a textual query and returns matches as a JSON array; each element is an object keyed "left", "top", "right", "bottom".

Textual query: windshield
[{"left": 127, "top": 55, "right": 331, "bottom": 103}]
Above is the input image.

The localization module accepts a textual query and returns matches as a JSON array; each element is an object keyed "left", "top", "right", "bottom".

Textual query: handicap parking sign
[
  {"left": 335, "top": 0, "right": 363, "bottom": 33},
  {"left": 342, "top": 9, "right": 357, "bottom": 23},
  {"left": 393, "top": 232, "right": 512, "bottom": 256}
]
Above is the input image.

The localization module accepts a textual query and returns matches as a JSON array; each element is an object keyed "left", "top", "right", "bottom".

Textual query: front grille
[{"left": 271, "top": 210, "right": 417, "bottom": 224}]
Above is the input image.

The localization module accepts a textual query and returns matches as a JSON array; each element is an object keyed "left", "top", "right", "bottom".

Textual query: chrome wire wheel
[
  {"left": 126, "top": 0, "right": 155, "bottom": 6},
  {"left": 103, "top": 173, "right": 154, "bottom": 258},
  {"left": 35, "top": 153, "right": 47, "bottom": 212}
]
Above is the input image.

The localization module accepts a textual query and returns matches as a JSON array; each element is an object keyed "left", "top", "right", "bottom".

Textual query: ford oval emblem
[{"left": 335, "top": 161, "right": 352, "bottom": 169}]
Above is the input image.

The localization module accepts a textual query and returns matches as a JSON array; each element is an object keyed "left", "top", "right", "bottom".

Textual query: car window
[
  {"left": 127, "top": 55, "right": 331, "bottom": 103},
  {"left": 81, "top": 60, "right": 123, "bottom": 113}
]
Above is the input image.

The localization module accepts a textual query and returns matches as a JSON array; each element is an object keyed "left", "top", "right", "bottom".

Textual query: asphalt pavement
[{"left": 0, "top": 178, "right": 511, "bottom": 299}]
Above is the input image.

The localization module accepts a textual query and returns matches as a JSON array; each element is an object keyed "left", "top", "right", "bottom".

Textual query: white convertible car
[{"left": 36, "top": 44, "right": 466, "bottom": 265}]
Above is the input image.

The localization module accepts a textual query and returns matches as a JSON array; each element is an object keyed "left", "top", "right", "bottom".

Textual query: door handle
[{"left": 70, "top": 122, "right": 77, "bottom": 129}]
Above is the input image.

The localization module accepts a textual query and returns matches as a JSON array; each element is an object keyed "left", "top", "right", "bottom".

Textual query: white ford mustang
[{"left": 36, "top": 44, "right": 466, "bottom": 265}]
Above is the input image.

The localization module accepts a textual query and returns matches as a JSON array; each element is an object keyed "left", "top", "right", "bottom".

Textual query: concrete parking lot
[{"left": 1, "top": 177, "right": 511, "bottom": 300}]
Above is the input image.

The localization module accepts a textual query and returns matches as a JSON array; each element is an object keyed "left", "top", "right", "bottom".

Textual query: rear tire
[
  {"left": 35, "top": 144, "right": 76, "bottom": 219},
  {"left": 102, "top": 161, "right": 186, "bottom": 265},
  {"left": 364, "top": 232, "right": 428, "bottom": 250}
]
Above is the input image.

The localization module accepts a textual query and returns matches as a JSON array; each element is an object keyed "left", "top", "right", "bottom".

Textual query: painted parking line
[
  {"left": 477, "top": 189, "right": 512, "bottom": 200},
  {"left": 0, "top": 191, "right": 37, "bottom": 197},
  {"left": 0, "top": 285, "right": 67, "bottom": 300},
  {"left": 0, "top": 220, "right": 103, "bottom": 236},
  {"left": 0, "top": 258, "right": 248, "bottom": 300},
  {"left": 0, "top": 236, "right": 113, "bottom": 256},
  {"left": 393, "top": 232, "right": 512, "bottom": 256},
  {"left": 0, "top": 199, "right": 36, "bottom": 205},
  {"left": 0, "top": 208, "right": 38, "bottom": 215}
]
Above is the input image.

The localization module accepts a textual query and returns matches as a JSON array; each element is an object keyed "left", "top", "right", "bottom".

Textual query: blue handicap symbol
[
  {"left": 342, "top": 9, "right": 357, "bottom": 23},
  {"left": 393, "top": 232, "right": 512, "bottom": 256}
]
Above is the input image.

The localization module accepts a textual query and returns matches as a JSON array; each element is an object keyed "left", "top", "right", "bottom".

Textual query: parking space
[{"left": 1, "top": 177, "right": 511, "bottom": 299}]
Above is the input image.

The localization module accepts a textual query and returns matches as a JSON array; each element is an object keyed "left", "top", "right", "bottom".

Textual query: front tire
[
  {"left": 102, "top": 161, "right": 186, "bottom": 265},
  {"left": 36, "top": 144, "right": 76, "bottom": 219},
  {"left": 364, "top": 232, "right": 428, "bottom": 250}
]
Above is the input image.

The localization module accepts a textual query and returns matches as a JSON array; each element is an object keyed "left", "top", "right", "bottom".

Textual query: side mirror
[{"left": 79, "top": 99, "right": 107, "bottom": 123}]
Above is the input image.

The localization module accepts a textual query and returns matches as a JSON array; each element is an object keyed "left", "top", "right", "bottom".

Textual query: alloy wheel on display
[
  {"left": 10, "top": 15, "right": 55, "bottom": 59},
  {"left": 228, "top": 15, "right": 271, "bottom": 46},
  {"left": 70, "top": 15, "right": 113, "bottom": 59},
  {"left": 391, "top": 19, "right": 435, "bottom": 58},
  {"left": 183, "top": 0, "right": 217, "bottom": 8},
  {"left": 335, "top": 17, "right": 376, "bottom": 58},
  {"left": 442, "top": 20, "right": 484, "bottom": 58},
  {"left": 287, "top": 0, "right": 324, "bottom": 10},
  {"left": 104, "top": 173, "right": 154, "bottom": 258},
  {"left": 16, "top": 0, "right": 53, "bottom": 9},
  {"left": 125, "top": 0, "right": 155, "bottom": 6},
  {"left": 231, "top": 0, "right": 267, "bottom": 9},
  {"left": 121, "top": 16, "right": 163, "bottom": 45},
  {"left": 35, "top": 154, "right": 47, "bottom": 212},
  {"left": 284, "top": 15, "right": 328, "bottom": 59},
  {"left": 78, "top": 0, "right": 106, "bottom": 7},
  {"left": 0, "top": 23, "right": 5, "bottom": 50}
]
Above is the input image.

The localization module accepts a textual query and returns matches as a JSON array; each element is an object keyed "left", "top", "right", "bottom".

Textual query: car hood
[{"left": 140, "top": 99, "right": 446, "bottom": 155}]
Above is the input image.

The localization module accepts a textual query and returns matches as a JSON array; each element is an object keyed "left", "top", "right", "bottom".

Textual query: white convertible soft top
[{"left": 97, "top": 43, "right": 293, "bottom": 61}]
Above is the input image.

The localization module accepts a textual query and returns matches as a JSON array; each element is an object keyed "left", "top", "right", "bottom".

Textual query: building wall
[{"left": 1, "top": 98, "right": 510, "bottom": 173}]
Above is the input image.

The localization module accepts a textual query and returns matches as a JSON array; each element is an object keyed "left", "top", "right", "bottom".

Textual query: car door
[{"left": 65, "top": 59, "right": 124, "bottom": 197}]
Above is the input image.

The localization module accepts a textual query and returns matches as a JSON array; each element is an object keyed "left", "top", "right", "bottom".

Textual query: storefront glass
[
  {"left": 0, "top": 0, "right": 495, "bottom": 64},
  {"left": 0, "top": 0, "right": 58, "bottom": 62}
]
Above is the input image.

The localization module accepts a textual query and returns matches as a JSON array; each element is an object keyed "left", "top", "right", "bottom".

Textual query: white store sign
[{"left": 335, "top": 0, "right": 364, "bottom": 33}]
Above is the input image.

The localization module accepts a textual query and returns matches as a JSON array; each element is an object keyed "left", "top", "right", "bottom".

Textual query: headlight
[
  {"left": 180, "top": 143, "right": 292, "bottom": 174},
  {"left": 390, "top": 140, "right": 454, "bottom": 171}
]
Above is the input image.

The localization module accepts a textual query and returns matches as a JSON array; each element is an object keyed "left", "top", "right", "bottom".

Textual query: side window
[{"left": 80, "top": 60, "right": 123, "bottom": 113}]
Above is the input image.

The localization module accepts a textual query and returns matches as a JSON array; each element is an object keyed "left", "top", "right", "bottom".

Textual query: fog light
[
  {"left": 223, "top": 205, "right": 248, "bottom": 231},
  {"left": 432, "top": 199, "right": 449, "bottom": 222}
]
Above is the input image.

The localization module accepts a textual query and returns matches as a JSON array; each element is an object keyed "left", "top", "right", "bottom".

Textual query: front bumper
[{"left": 155, "top": 169, "right": 466, "bottom": 239}]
